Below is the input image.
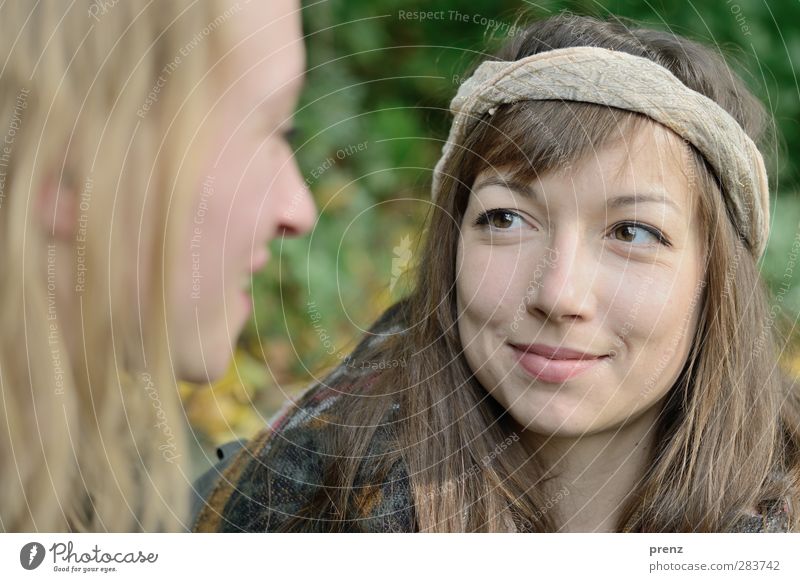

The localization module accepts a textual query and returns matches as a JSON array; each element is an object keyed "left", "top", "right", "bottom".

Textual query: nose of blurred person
[{"left": 277, "top": 154, "right": 317, "bottom": 238}]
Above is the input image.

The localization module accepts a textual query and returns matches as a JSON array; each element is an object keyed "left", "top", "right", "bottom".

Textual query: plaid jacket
[{"left": 192, "top": 379, "right": 413, "bottom": 532}]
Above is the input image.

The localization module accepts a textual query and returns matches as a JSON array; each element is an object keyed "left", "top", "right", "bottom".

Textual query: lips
[
  {"left": 510, "top": 343, "right": 609, "bottom": 383},
  {"left": 510, "top": 343, "right": 605, "bottom": 360},
  {"left": 250, "top": 249, "right": 270, "bottom": 273},
  {"left": 239, "top": 249, "right": 270, "bottom": 293}
]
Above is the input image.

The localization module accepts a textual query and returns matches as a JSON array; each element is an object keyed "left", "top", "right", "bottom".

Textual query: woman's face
[
  {"left": 455, "top": 122, "right": 705, "bottom": 438},
  {"left": 170, "top": 0, "right": 316, "bottom": 383}
]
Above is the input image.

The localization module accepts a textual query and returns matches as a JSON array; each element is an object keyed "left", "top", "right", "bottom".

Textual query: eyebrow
[
  {"left": 472, "top": 177, "right": 680, "bottom": 212},
  {"left": 473, "top": 177, "right": 535, "bottom": 198},
  {"left": 607, "top": 192, "right": 680, "bottom": 212}
]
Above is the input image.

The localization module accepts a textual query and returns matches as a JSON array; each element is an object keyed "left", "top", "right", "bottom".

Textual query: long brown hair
[{"left": 284, "top": 13, "right": 800, "bottom": 532}]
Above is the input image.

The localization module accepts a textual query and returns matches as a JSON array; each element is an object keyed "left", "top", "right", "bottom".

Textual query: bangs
[{"left": 461, "top": 100, "right": 651, "bottom": 187}]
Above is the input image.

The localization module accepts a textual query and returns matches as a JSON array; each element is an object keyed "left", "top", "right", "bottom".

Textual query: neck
[{"left": 516, "top": 406, "right": 661, "bottom": 532}]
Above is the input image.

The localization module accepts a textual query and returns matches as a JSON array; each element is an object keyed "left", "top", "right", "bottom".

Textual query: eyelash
[
  {"left": 472, "top": 208, "right": 671, "bottom": 247},
  {"left": 473, "top": 209, "right": 522, "bottom": 230}
]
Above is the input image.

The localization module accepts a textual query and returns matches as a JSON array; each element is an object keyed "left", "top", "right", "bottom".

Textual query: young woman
[
  {"left": 193, "top": 14, "right": 800, "bottom": 533},
  {"left": 0, "top": 0, "right": 316, "bottom": 531}
]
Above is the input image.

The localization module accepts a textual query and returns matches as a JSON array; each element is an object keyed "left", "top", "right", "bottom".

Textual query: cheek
[
  {"left": 608, "top": 270, "right": 702, "bottom": 400},
  {"left": 456, "top": 242, "right": 535, "bottom": 323},
  {"left": 211, "top": 149, "right": 275, "bottom": 256},
  {"left": 184, "top": 176, "right": 242, "bottom": 303},
  {"left": 606, "top": 272, "right": 662, "bottom": 338},
  {"left": 613, "top": 271, "right": 700, "bottom": 347},
  {"left": 229, "top": 142, "right": 293, "bottom": 235}
]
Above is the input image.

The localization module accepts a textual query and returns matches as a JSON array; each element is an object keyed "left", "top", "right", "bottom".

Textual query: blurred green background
[{"left": 184, "top": 0, "right": 800, "bottom": 459}]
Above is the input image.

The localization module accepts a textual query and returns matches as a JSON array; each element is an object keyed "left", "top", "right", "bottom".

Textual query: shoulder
[
  {"left": 192, "top": 382, "right": 342, "bottom": 532},
  {"left": 192, "top": 380, "right": 414, "bottom": 532},
  {"left": 347, "top": 404, "right": 415, "bottom": 532}
]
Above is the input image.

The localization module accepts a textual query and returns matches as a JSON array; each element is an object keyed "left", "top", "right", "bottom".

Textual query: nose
[
  {"left": 526, "top": 231, "right": 597, "bottom": 322},
  {"left": 274, "top": 155, "right": 317, "bottom": 238}
]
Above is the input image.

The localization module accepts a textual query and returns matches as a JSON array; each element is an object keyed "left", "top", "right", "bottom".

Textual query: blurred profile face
[
  {"left": 170, "top": 0, "right": 316, "bottom": 383},
  {"left": 455, "top": 122, "right": 705, "bottom": 439}
]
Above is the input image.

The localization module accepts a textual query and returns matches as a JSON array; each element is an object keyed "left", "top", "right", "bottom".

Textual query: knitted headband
[{"left": 432, "top": 46, "right": 771, "bottom": 259}]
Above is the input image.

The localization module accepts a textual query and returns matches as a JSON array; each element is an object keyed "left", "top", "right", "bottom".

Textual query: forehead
[
  {"left": 478, "top": 121, "right": 695, "bottom": 205},
  {"left": 467, "top": 102, "right": 702, "bottom": 206},
  {"left": 223, "top": 1, "right": 305, "bottom": 103},
  {"left": 584, "top": 122, "right": 693, "bottom": 189}
]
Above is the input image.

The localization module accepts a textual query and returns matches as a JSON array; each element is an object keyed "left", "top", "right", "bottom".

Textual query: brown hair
[{"left": 284, "top": 13, "right": 800, "bottom": 532}]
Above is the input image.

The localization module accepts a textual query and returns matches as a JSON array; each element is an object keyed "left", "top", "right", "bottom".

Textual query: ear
[{"left": 36, "top": 170, "right": 77, "bottom": 240}]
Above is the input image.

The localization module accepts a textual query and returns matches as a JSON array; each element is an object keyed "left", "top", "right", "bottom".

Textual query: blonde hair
[{"left": 0, "top": 0, "right": 233, "bottom": 531}]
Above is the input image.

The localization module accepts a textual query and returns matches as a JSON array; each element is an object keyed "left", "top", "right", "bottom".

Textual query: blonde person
[
  {"left": 0, "top": 0, "right": 315, "bottom": 532},
  {"left": 194, "top": 14, "right": 799, "bottom": 532}
]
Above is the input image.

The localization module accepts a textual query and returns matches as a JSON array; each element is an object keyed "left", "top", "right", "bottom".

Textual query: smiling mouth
[{"left": 509, "top": 344, "right": 609, "bottom": 383}]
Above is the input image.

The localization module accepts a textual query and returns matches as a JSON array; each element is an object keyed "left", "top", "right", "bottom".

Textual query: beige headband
[{"left": 433, "top": 46, "right": 771, "bottom": 259}]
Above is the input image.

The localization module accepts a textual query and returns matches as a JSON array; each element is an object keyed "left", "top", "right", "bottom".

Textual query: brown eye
[
  {"left": 611, "top": 222, "right": 664, "bottom": 246},
  {"left": 474, "top": 209, "right": 524, "bottom": 230},
  {"left": 615, "top": 224, "right": 637, "bottom": 242},
  {"left": 491, "top": 211, "right": 517, "bottom": 228}
]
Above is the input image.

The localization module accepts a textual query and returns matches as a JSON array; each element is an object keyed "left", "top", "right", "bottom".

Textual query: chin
[
  {"left": 499, "top": 395, "right": 591, "bottom": 437},
  {"left": 169, "top": 311, "right": 241, "bottom": 384},
  {"left": 177, "top": 352, "right": 232, "bottom": 385}
]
